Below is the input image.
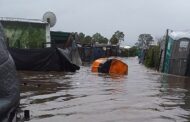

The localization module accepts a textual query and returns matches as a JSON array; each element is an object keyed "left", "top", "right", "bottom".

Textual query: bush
[{"left": 144, "top": 46, "right": 160, "bottom": 69}]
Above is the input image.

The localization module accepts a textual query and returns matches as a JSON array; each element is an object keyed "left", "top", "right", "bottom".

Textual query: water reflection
[
  {"left": 19, "top": 58, "right": 190, "bottom": 122},
  {"left": 159, "top": 74, "right": 190, "bottom": 121}
]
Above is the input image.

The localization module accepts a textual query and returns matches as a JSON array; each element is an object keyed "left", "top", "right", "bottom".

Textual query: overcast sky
[{"left": 1, "top": 0, "right": 190, "bottom": 46}]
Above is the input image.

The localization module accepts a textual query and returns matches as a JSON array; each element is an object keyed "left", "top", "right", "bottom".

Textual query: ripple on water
[{"left": 20, "top": 58, "right": 190, "bottom": 122}]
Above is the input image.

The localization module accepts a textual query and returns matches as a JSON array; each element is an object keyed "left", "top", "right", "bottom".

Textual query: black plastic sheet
[
  {"left": 0, "top": 23, "right": 19, "bottom": 121},
  {"left": 9, "top": 47, "right": 80, "bottom": 72}
]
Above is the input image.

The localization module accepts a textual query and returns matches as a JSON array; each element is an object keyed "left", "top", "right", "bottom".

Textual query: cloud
[{"left": 1, "top": 0, "right": 190, "bottom": 45}]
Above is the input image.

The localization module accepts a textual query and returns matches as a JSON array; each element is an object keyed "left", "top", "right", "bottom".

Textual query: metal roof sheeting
[
  {"left": 0, "top": 17, "right": 47, "bottom": 24},
  {"left": 169, "top": 30, "right": 190, "bottom": 40}
]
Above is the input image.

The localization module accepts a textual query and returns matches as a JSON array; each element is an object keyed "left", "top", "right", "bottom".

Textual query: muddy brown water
[{"left": 19, "top": 57, "right": 190, "bottom": 122}]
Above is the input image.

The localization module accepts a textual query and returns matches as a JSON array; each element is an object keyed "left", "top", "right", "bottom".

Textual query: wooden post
[{"left": 24, "top": 110, "right": 30, "bottom": 121}]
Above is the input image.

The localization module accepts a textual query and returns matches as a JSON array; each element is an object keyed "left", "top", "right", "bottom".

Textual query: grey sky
[{"left": 1, "top": 0, "right": 190, "bottom": 46}]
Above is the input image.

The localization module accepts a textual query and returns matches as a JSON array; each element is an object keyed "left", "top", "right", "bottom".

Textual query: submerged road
[{"left": 20, "top": 57, "right": 190, "bottom": 122}]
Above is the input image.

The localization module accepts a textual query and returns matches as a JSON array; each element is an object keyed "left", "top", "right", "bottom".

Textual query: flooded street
[{"left": 19, "top": 57, "right": 190, "bottom": 122}]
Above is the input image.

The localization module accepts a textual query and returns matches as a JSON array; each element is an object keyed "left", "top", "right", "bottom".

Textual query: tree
[
  {"left": 138, "top": 34, "right": 153, "bottom": 49},
  {"left": 135, "top": 42, "right": 139, "bottom": 47},
  {"left": 110, "top": 31, "right": 125, "bottom": 45},
  {"left": 92, "top": 33, "right": 108, "bottom": 44},
  {"left": 78, "top": 32, "right": 85, "bottom": 44},
  {"left": 110, "top": 35, "right": 118, "bottom": 45},
  {"left": 102, "top": 37, "right": 109, "bottom": 44},
  {"left": 83, "top": 35, "right": 92, "bottom": 44}
]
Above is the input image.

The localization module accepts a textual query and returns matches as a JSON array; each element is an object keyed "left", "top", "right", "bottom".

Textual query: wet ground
[{"left": 19, "top": 57, "right": 190, "bottom": 122}]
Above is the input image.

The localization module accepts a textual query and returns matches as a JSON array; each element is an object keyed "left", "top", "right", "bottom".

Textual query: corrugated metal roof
[
  {"left": 169, "top": 30, "right": 190, "bottom": 40},
  {"left": 0, "top": 17, "right": 47, "bottom": 24},
  {"left": 50, "top": 31, "right": 71, "bottom": 44}
]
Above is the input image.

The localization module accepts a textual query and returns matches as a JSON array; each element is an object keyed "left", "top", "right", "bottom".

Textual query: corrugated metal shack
[
  {"left": 0, "top": 18, "right": 81, "bottom": 71},
  {"left": 0, "top": 17, "right": 50, "bottom": 48},
  {"left": 50, "top": 31, "right": 82, "bottom": 66},
  {"left": 50, "top": 31, "right": 72, "bottom": 48},
  {"left": 161, "top": 30, "right": 190, "bottom": 76}
]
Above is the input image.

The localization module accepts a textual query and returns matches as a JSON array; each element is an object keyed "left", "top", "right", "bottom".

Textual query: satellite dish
[{"left": 43, "top": 11, "right": 56, "bottom": 27}]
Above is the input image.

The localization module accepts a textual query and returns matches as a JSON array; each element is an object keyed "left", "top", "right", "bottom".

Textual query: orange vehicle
[{"left": 91, "top": 58, "right": 128, "bottom": 75}]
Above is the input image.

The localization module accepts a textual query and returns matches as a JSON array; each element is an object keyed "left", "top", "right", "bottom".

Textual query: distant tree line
[
  {"left": 120, "top": 46, "right": 138, "bottom": 57},
  {"left": 77, "top": 31, "right": 125, "bottom": 45},
  {"left": 119, "top": 34, "right": 155, "bottom": 58}
]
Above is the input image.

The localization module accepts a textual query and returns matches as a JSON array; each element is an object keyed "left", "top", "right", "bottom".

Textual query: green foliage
[
  {"left": 92, "top": 33, "right": 108, "bottom": 44},
  {"left": 128, "top": 46, "right": 138, "bottom": 57},
  {"left": 110, "top": 31, "right": 125, "bottom": 45},
  {"left": 78, "top": 31, "right": 124, "bottom": 45},
  {"left": 78, "top": 32, "right": 85, "bottom": 44},
  {"left": 78, "top": 32, "right": 92, "bottom": 44},
  {"left": 102, "top": 37, "right": 109, "bottom": 44},
  {"left": 138, "top": 34, "right": 153, "bottom": 49},
  {"left": 110, "top": 35, "right": 118, "bottom": 44},
  {"left": 114, "top": 31, "right": 124, "bottom": 41},
  {"left": 144, "top": 46, "right": 160, "bottom": 69},
  {"left": 84, "top": 36, "right": 92, "bottom": 44},
  {"left": 79, "top": 32, "right": 108, "bottom": 44}
]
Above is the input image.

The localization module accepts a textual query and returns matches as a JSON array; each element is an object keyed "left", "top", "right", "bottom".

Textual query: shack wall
[
  {"left": 1, "top": 21, "right": 46, "bottom": 48},
  {"left": 169, "top": 38, "right": 190, "bottom": 76}
]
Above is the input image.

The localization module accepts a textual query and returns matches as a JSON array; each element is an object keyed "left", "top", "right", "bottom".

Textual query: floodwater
[{"left": 19, "top": 57, "right": 190, "bottom": 122}]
